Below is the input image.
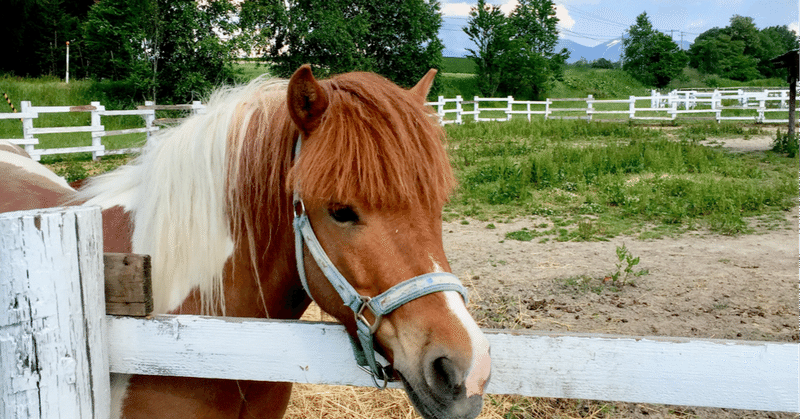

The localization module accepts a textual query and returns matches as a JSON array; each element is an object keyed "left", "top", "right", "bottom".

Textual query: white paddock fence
[
  {"left": 0, "top": 101, "right": 204, "bottom": 161},
  {"left": 1, "top": 88, "right": 797, "bottom": 161},
  {"left": 1, "top": 206, "right": 798, "bottom": 418},
  {"left": 429, "top": 88, "right": 799, "bottom": 125}
]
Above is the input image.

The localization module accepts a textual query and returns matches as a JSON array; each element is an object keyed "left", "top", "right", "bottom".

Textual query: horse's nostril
[{"left": 429, "top": 356, "right": 463, "bottom": 393}]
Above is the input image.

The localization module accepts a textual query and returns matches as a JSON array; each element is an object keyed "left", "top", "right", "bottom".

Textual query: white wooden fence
[
  {"left": 2, "top": 206, "right": 798, "bottom": 418},
  {"left": 1, "top": 88, "right": 796, "bottom": 160},
  {"left": 429, "top": 88, "right": 799, "bottom": 125},
  {"left": 1, "top": 101, "right": 204, "bottom": 161}
]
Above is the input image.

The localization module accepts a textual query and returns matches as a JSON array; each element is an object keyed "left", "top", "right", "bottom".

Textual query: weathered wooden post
[{"left": 0, "top": 206, "right": 109, "bottom": 419}]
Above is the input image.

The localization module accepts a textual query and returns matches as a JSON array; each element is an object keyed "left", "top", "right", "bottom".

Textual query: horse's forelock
[{"left": 287, "top": 72, "right": 455, "bottom": 211}]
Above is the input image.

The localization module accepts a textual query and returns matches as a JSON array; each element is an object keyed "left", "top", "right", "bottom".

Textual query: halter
[{"left": 291, "top": 136, "right": 468, "bottom": 388}]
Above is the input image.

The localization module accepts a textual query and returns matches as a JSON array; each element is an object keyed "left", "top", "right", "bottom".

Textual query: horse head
[{"left": 286, "top": 65, "right": 491, "bottom": 419}]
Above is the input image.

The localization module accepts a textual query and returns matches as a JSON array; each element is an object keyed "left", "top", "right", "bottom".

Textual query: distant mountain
[
  {"left": 442, "top": 34, "right": 692, "bottom": 64},
  {"left": 557, "top": 38, "right": 692, "bottom": 64}
]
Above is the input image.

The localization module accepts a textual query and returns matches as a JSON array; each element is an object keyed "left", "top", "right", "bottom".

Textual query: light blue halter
[{"left": 291, "top": 136, "right": 468, "bottom": 388}]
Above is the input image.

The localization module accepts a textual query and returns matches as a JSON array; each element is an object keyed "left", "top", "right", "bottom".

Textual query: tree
[
  {"left": 463, "top": 0, "right": 568, "bottom": 98},
  {"left": 463, "top": 0, "right": 509, "bottom": 96},
  {"left": 0, "top": 0, "right": 94, "bottom": 77},
  {"left": 83, "top": 0, "right": 237, "bottom": 103},
  {"left": 622, "top": 12, "right": 686, "bottom": 88},
  {"left": 688, "top": 17, "right": 799, "bottom": 81},
  {"left": 248, "top": 0, "right": 443, "bottom": 90}
]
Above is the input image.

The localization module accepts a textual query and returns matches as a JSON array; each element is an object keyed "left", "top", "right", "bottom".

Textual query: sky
[{"left": 438, "top": 0, "right": 800, "bottom": 56}]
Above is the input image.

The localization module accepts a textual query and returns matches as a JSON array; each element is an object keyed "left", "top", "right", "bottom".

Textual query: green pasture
[
  {"left": 1, "top": 70, "right": 796, "bottom": 241},
  {"left": 444, "top": 119, "right": 797, "bottom": 240}
]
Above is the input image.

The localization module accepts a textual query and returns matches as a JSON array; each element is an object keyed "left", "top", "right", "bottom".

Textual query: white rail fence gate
[{"left": 1, "top": 206, "right": 798, "bottom": 418}]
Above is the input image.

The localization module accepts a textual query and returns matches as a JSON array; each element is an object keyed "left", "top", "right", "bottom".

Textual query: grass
[
  {"left": 441, "top": 57, "right": 476, "bottom": 74},
  {"left": 4, "top": 71, "right": 795, "bottom": 242},
  {"left": 444, "top": 118, "right": 797, "bottom": 239}
]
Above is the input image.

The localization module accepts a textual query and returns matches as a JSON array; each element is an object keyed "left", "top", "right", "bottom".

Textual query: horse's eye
[{"left": 329, "top": 205, "right": 360, "bottom": 224}]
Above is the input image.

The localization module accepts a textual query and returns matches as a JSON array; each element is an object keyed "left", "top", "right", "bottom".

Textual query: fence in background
[
  {"left": 0, "top": 101, "right": 204, "bottom": 161},
  {"left": 429, "top": 88, "right": 798, "bottom": 125},
  {"left": 1, "top": 88, "right": 796, "bottom": 160},
  {"left": 1, "top": 206, "right": 798, "bottom": 418}
]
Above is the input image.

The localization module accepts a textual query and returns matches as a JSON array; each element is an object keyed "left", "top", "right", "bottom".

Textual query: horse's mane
[{"left": 79, "top": 71, "right": 455, "bottom": 316}]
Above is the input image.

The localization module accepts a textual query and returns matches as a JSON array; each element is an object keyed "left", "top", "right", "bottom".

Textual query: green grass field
[
  {"left": 444, "top": 119, "right": 796, "bottom": 239},
  {"left": 2, "top": 68, "right": 796, "bottom": 241}
]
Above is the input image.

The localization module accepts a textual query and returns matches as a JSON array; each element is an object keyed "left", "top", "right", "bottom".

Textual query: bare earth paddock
[{"left": 289, "top": 134, "right": 799, "bottom": 419}]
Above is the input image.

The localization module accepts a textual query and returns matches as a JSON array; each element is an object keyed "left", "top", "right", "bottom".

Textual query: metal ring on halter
[
  {"left": 293, "top": 199, "right": 306, "bottom": 217},
  {"left": 358, "top": 364, "right": 393, "bottom": 388},
  {"left": 356, "top": 296, "right": 382, "bottom": 335}
]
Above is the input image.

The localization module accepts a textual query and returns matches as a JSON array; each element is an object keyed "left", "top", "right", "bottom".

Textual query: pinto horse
[{"left": 0, "top": 66, "right": 491, "bottom": 419}]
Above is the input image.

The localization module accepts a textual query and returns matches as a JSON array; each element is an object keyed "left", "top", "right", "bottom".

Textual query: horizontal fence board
[
  {"left": 5, "top": 138, "right": 38, "bottom": 145},
  {"left": 28, "top": 125, "right": 103, "bottom": 135},
  {"left": 107, "top": 315, "right": 799, "bottom": 413},
  {"left": 30, "top": 146, "right": 104, "bottom": 156},
  {"left": 98, "top": 127, "right": 158, "bottom": 137},
  {"left": 103, "top": 148, "right": 143, "bottom": 156},
  {"left": 0, "top": 112, "right": 36, "bottom": 119}
]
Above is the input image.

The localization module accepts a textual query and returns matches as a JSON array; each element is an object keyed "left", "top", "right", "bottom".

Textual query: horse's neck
[{"left": 167, "top": 225, "right": 311, "bottom": 320}]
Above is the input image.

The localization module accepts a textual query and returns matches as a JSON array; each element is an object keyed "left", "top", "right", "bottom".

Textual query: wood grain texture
[
  {"left": 0, "top": 207, "right": 109, "bottom": 419},
  {"left": 104, "top": 253, "right": 152, "bottom": 317},
  {"left": 107, "top": 315, "right": 799, "bottom": 413}
]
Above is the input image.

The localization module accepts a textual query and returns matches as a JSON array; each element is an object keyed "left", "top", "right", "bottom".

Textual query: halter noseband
[{"left": 291, "top": 136, "right": 468, "bottom": 388}]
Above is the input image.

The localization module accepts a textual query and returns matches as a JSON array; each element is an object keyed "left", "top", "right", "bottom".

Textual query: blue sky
[{"left": 439, "top": 0, "right": 800, "bottom": 56}]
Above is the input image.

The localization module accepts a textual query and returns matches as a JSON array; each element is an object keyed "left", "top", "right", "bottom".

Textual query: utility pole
[{"left": 66, "top": 41, "right": 70, "bottom": 84}]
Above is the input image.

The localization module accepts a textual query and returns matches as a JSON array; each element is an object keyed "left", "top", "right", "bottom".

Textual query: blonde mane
[
  {"left": 80, "top": 77, "right": 290, "bottom": 314},
  {"left": 79, "top": 71, "right": 455, "bottom": 316}
]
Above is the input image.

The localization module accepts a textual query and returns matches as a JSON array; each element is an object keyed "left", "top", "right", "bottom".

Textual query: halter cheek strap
[{"left": 292, "top": 136, "right": 469, "bottom": 388}]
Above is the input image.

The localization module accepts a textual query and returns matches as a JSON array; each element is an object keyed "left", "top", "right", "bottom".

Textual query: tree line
[
  {"left": 2, "top": 0, "right": 443, "bottom": 103},
  {"left": 2, "top": 0, "right": 797, "bottom": 103},
  {"left": 622, "top": 12, "right": 798, "bottom": 89}
]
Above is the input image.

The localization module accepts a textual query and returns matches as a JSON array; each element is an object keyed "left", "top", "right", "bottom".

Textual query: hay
[{"left": 292, "top": 304, "right": 609, "bottom": 419}]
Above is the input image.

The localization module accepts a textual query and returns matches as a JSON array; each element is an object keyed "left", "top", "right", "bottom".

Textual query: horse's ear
[
  {"left": 409, "top": 69, "right": 437, "bottom": 103},
  {"left": 287, "top": 64, "right": 329, "bottom": 135}
]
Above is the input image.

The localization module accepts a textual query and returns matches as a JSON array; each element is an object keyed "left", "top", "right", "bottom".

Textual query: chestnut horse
[{"left": 0, "top": 66, "right": 491, "bottom": 419}]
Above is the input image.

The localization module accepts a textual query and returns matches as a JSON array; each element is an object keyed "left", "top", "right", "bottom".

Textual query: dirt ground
[
  {"left": 288, "top": 134, "right": 798, "bottom": 418},
  {"left": 439, "top": 134, "right": 798, "bottom": 418},
  {"left": 445, "top": 208, "right": 798, "bottom": 343}
]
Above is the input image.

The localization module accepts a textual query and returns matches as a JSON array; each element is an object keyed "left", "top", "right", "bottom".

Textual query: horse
[{"left": 0, "top": 65, "right": 492, "bottom": 419}]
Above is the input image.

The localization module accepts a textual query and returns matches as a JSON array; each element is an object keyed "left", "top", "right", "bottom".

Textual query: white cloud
[
  {"left": 441, "top": 0, "right": 574, "bottom": 25},
  {"left": 555, "top": 3, "right": 575, "bottom": 29},
  {"left": 499, "top": 0, "right": 518, "bottom": 15},
  {"left": 441, "top": 2, "right": 473, "bottom": 17},
  {"left": 790, "top": 21, "right": 799, "bottom": 35}
]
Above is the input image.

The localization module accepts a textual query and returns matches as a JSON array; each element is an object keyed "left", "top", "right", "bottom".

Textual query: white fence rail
[
  {"left": 2, "top": 101, "right": 204, "bottom": 161},
  {"left": 0, "top": 88, "right": 796, "bottom": 160},
  {"left": 2, "top": 207, "right": 798, "bottom": 418},
  {"left": 428, "top": 88, "right": 799, "bottom": 125}
]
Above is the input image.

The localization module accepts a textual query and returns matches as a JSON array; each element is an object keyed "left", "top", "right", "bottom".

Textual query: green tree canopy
[
  {"left": 83, "top": 0, "right": 237, "bottom": 103},
  {"left": 463, "top": 0, "right": 568, "bottom": 99},
  {"left": 0, "top": 0, "right": 94, "bottom": 77},
  {"left": 244, "top": 0, "right": 443, "bottom": 90},
  {"left": 688, "top": 16, "right": 799, "bottom": 81},
  {"left": 622, "top": 12, "right": 686, "bottom": 88}
]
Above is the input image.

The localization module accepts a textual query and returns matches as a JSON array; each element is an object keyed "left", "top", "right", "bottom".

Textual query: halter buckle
[
  {"left": 355, "top": 296, "right": 382, "bottom": 335},
  {"left": 293, "top": 199, "right": 306, "bottom": 218}
]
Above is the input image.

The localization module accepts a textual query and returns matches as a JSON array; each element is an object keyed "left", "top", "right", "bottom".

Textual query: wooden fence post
[
  {"left": 19, "top": 101, "right": 37, "bottom": 157},
  {"left": 90, "top": 101, "right": 106, "bottom": 161},
  {"left": 455, "top": 95, "right": 463, "bottom": 125},
  {"left": 0, "top": 206, "right": 109, "bottom": 419}
]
